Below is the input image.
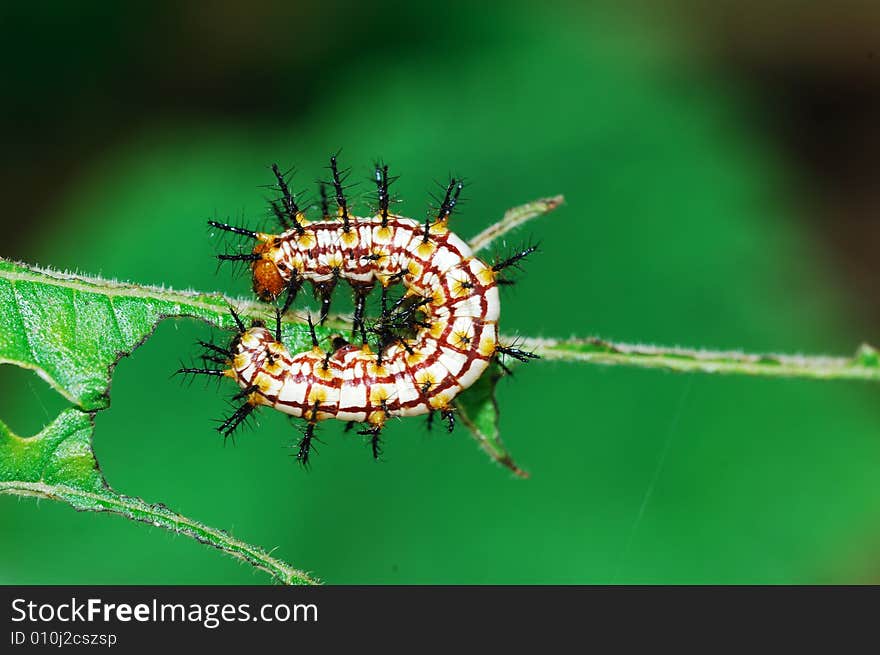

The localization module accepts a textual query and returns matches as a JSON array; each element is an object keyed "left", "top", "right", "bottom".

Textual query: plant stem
[
  {"left": 0, "top": 480, "right": 319, "bottom": 585},
  {"left": 519, "top": 336, "right": 880, "bottom": 381},
  {"left": 468, "top": 195, "right": 564, "bottom": 253},
  {"left": 9, "top": 260, "right": 879, "bottom": 383}
]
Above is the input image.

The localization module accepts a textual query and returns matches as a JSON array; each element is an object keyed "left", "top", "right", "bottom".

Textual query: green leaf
[
  {"left": 0, "top": 255, "right": 525, "bottom": 583},
  {"left": 455, "top": 363, "right": 528, "bottom": 478},
  {"left": 0, "top": 259, "right": 335, "bottom": 411},
  {"left": 0, "top": 408, "right": 102, "bottom": 492},
  {"left": 3, "top": 181, "right": 872, "bottom": 583},
  {"left": 0, "top": 257, "right": 517, "bottom": 467},
  {"left": 0, "top": 259, "right": 336, "bottom": 584},
  {"left": 0, "top": 408, "right": 318, "bottom": 585}
]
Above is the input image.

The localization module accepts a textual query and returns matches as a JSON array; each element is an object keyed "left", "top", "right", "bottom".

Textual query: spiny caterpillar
[{"left": 181, "top": 156, "right": 538, "bottom": 465}]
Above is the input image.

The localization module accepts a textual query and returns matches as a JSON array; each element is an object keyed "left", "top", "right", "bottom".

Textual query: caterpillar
[{"left": 181, "top": 156, "right": 537, "bottom": 465}]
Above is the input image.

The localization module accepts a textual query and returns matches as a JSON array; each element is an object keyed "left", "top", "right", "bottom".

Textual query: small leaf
[
  {"left": 455, "top": 363, "right": 528, "bottom": 478},
  {"left": 0, "top": 408, "right": 102, "bottom": 493},
  {"left": 0, "top": 408, "right": 318, "bottom": 585}
]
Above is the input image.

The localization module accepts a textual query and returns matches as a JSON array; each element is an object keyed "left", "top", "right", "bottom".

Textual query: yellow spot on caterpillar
[
  {"left": 476, "top": 266, "right": 495, "bottom": 286},
  {"left": 406, "top": 349, "right": 426, "bottom": 366},
  {"left": 296, "top": 232, "right": 316, "bottom": 249},
  {"left": 314, "top": 364, "right": 334, "bottom": 381},
  {"left": 370, "top": 386, "right": 390, "bottom": 404},
  {"left": 325, "top": 251, "right": 344, "bottom": 269},
  {"left": 368, "top": 411, "right": 386, "bottom": 426},
  {"left": 340, "top": 230, "right": 359, "bottom": 247},
  {"left": 223, "top": 368, "right": 236, "bottom": 379},
  {"left": 263, "top": 359, "right": 284, "bottom": 376},
  {"left": 241, "top": 332, "right": 260, "bottom": 348},
  {"left": 232, "top": 354, "right": 249, "bottom": 370},
  {"left": 478, "top": 335, "right": 496, "bottom": 357},
  {"left": 429, "top": 393, "right": 452, "bottom": 410},
  {"left": 450, "top": 277, "right": 472, "bottom": 298},
  {"left": 247, "top": 391, "right": 264, "bottom": 406},
  {"left": 374, "top": 226, "right": 394, "bottom": 243},
  {"left": 429, "top": 221, "right": 449, "bottom": 235},
  {"left": 429, "top": 321, "right": 445, "bottom": 339},
  {"left": 308, "top": 387, "right": 327, "bottom": 404},
  {"left": 367, "top": 360, "right": 388, "bottom": 377},
  {"left": 416, "top": 241, "right": 436, "bottom": 259},
  {"left": 253, "top": 373, "right": 274, "bottom": 393}
]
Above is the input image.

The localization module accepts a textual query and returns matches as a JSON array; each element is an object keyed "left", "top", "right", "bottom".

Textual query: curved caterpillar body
[
  {"left": 185, "top": 157, "right": 537, "bottom": 465},
  {"left": 233, "top": 216, "right": 499, "bottom": 426}
]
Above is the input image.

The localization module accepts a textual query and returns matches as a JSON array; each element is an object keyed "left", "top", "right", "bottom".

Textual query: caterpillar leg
[
  {"left": 440, "top": 408, "right": 456, "bottom": 433},
  {"left": 296, "top": 422, "right": 317, "bottom": 468},
  {"left": 327, "top": 154, "right": 352, "bottom": 232},
  {"left": 357, "top": 422, "right": 385, "bottom": 461},
  {"left": 491, "top": 244, "right": 539, "bottom": 273},
  {"left": 272, "top": 307, "right": 283, "bottom": 343},
  {"left": 176, "top": 365, "right": 227, "bottom": 380},
  {"left": 217, "top": 401, "right": 257, "bottom": 441},
  {"left": 270, "top": 163, "right": 305, "bottom": 232},
  {"left": 217, "top": 252, "right": 260, "bottom": 263},
  {"left": 351, "top": 284, "right": 372, "bottom": 344},
  {"left": 176, "top": 336, "right": 235, "bottom": 383},
  {"left": 436, "top": 177, "right": 464, "bottom": 225},
  {"left": 306, "top": 312, "right": 320, "bottom": 348},
  {"left": 208, "top": 220, "right": 258, "bottom": 240},
  {"left": 280, "top": 276, "right": 302, "bottom": 316},
  {"left": 426, "top": 402, "right": 454, "bottom": 433},
  {"left": 421, "top": 177, "right": 463, "bottom": 243},
  {"left": 373, "top": 162, "right": 396, "bottom": 227},
  {"left": 314, "top": 278, "right": 337, "bottom": 325},
  {"left": 228, "top": 305, "right": 247, "bottom": 333},
  {"left": 296, "top": 399, "right": 324, "bottom": 468},
  {"left": 494, "top": 343, "right": 540, "bottom": 376},
  {"left": 491, "top": 244, "right": 539, "bottom": 286},
  {"left": 495, "top": 344, "right": 540, "bottom": 362}
]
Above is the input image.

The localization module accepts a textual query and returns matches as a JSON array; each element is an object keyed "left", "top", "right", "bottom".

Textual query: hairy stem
[
  {"left": 0, "top": 480, "right": 318, "bottom": 585},
  {"left": 468, "top": 195, "right": 564, "bottom": 253},
  {"left": 520, "top": 336, "right": 880, "bottom": 381}
]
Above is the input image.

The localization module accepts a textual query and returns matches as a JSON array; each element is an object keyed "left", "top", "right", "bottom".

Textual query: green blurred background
[{"left": 2, "top": 1, "right": 879, "bottom": 583}]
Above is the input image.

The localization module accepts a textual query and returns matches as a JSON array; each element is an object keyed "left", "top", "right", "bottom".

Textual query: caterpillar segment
[
  {"left": 198, "top": 157, "right": 537, "bottom": 465},
  {"left": 226, "top": 217, "right": 500, "bottom": 423}
]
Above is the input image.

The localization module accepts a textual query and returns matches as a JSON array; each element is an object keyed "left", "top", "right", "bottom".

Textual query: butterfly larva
[{"left": 182, "top": 156, "right": 538, "bottom": 465}]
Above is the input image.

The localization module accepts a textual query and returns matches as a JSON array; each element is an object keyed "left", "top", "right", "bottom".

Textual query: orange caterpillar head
[{"left": 251, "top": 241, "right": 286, "bottom": 302}]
